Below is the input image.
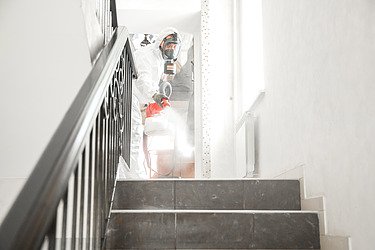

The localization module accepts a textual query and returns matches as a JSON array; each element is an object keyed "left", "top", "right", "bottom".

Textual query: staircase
[{"left": 105, "top": 179, "right": 320, "bottom": 249}]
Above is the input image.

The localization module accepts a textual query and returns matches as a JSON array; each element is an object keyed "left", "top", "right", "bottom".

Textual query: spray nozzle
[{"left": 161, "top": 98, "right": 171, "bottom": 108}]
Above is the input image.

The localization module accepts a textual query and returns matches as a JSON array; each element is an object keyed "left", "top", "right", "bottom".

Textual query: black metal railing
[
  {"left": 96, "top": 0, "right": 118, "bottom": 44},
  {"left": 0, "top": 26, "right": 136, "bottom": 250}
]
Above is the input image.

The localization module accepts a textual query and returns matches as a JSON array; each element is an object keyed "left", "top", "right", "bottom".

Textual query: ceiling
[
  {"left": 115, "top": 0, "right": 201, "bottom": 34},
  {"left": 116, "top": 0, "right": 201, "bottom": 11}
]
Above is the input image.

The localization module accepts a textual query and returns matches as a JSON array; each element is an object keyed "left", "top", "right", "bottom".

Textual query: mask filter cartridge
[{"left": 164, "top": 59, "right": 177, "bottom": 75}]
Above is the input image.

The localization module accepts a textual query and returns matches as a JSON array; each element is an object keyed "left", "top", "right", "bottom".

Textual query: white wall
[
  {"left": 0, "top": 0, "right": 92, "bottom": 223},
  {"left": 234, "top": 0, "right": 264, "bottom": 177},
  {"left": 206, "top": 0, "right": 236, "bottom": 178},
  {"left": 236, "top": 0, "right": 265, "bottom": 119},
  {"left": 259, "top": 0, "right": 375, "bottom": 249},
  {"left": 82, "top": 0, "right": 105, "bottom": 63}
]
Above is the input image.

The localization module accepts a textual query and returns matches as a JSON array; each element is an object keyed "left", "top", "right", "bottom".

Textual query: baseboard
[
  {"left": 321, "top": 235, "right": 351, "bottom": 250},
  {"left": 273, "top": 164, "right": 304, "bottom": 180},
  {"left": 301, "top": 196, "right": 326, "bottom": 235},
  {"left": 272, "top": 165, "right": 351, "bottom": 250}
]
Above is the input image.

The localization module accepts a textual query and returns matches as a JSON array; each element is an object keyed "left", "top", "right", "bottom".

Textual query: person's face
[
  {"left": 162, "top": 36, "right": 180, "bottom": 59},
  {"left": 164, "top": 43, "right": 178, "bottom": 53}
]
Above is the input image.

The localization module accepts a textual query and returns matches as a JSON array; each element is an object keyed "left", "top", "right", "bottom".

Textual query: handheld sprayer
[{"left": 145, "top": 81, "right": 172, "bottom": 118}]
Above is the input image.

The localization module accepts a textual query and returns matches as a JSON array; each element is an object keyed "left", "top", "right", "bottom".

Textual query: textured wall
[
  {"left": 0, "top": 0, "right": 91, "bottom": 222},
  {"left": 200, "top": 0, "right": 211, "bottom": 177},
  {"left": 259, "top": 0, "right": 375, "bottom": 248}
]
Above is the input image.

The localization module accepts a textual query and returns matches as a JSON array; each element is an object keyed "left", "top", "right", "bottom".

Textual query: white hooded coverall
[{"left": 129, "top": 27, "right": 181, "bottom": 178}]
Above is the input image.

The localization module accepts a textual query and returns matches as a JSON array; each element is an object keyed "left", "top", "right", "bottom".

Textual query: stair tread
[
  {"left": 111, "top": 209, "right": 318, "bottom": 213},
  {"left": 107, "top": 179, "right": 319, "bottom": 249},
  {"left": 113, "top": 179, "right": 301, "bottom": 210},
  {"left": 117, "top": 178, "right": 301, "bottom": 181},
  {"left": 106, "top": 212, "right": 320, "bottom": 249}
]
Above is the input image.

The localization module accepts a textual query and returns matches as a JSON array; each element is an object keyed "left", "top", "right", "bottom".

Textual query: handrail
[
  {"left": 235, "top": 90, "right": 265, "bottom": 133},
  {"left": 0, "top": 26, "right": 136, "bottom": 249},
  {"left": 235, "top": 90, "right": 265, "bottom": 178}
]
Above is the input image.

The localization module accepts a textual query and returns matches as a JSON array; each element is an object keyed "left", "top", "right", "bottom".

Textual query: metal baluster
[
  {"left": 125, "top": 50, "right": 132, "bottom": 165},
  {"left": 114, "top": 114, "right": 118, "bottom": 183},
  {"left": 107, "top": 90, "right": 113, "bottom": 204},
  {"left": 109, "top": 110, "right": 113, "bottom": 201},
  {"left": 102, "top": 104, "right": 108, "bottom": 246},
  {"left": 79, "top": 151, "right": 85, "bottom": 248},
  {"left": 111, "top": 86, "right": 115, "bottom": 191},
  {"left": 87, "top": 130, "right": 94, "bottom": 250},
  {"left": 61, "top": 192, "right": 68, "bottom": 250},
  {"left": 123, "top": 51, "right": 129, "bottom": 164},
  {"left": 71, "top": 166, "right": 79, "bottom": 249},
  {"left": 125, "top": 48, "right": 130, "bottom": 164},
  {"left": 128, "top": 51, "right": 133, "bottom": 164},
  {"left": 103, "top": 108, "right": 109, "bottom": 233},
  {"left": 109, "top": 92, "right": 113, "bottom": 206},
  {"left": 94, "top": 113, "right": 102, "bottom": 249},
  {"left": 111, "top": 119, "right": 115, "bottom": 188},
  {"left": 65, "top": 172, "right": 75, "bottom": 249},
  {"left": 114, "top": 75, "right": 119, "bottom": 183},
  {"left": 83, "top": 146, "right": 90, "bottom": 249},
  {"left": 113, "top": 77, "right": 117, "bottom": 186},
  {"left": 115, "top": 74, "right": 120, "bottom": 184}
]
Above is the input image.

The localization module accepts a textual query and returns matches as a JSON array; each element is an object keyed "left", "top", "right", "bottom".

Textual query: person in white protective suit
[{"left": 128, "top": 27, "right": 182, "bottom": 178}]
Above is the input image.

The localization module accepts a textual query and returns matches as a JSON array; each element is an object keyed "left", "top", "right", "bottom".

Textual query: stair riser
[
  {"left": 106, "top": 212, "right": 320, "bottom": 249},
  {"left": 113, "top": 180, "right": 301, "bottom": 210}
]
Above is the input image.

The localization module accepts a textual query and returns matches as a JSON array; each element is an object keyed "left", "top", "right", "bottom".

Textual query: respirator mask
[{"left": 160, "top": 33, "right": 181, "bottom": 76}]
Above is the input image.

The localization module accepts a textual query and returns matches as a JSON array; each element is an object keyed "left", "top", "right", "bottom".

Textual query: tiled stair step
[
  {"left": 113, "top": 179, "right": 301, "bottom": 210},
  {"left": 105, "top": 210, "right": 320, "bottom": 249}
]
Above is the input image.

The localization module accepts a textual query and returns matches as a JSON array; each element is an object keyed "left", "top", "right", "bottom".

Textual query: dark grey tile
[
  {"left": 113, "top": 181, "right": 174, "bottom": 209},
  {"left": 105, "top": 213, "right": 175, "bottom": 249},
  {"left": 244, "top": 180, "right": 301, "bottom": 210},
  {"left": 176, "top": 213, "right": 254, "bottom": 249},
  {"left": 253, "top": 213, "right": 320, "bottom": 249},
  {"left": 105, "top": 248, "right": 176, "bottom": 250},
  {"left": 175, "top": 181, "right": 244, "bottom": 209}
]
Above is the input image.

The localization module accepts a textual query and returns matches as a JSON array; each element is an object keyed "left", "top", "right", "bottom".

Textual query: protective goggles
[{"left": 160, "top": 33, "right": 181, "bottom": 60}]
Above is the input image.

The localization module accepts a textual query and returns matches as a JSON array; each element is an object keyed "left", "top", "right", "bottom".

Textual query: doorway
[{"left": 131, "top": 33, "right": 195, "bottom": 178}]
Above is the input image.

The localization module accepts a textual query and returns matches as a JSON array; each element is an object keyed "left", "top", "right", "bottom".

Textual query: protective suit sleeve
[{"left": 134, "top": 50, "right": 159, "bottom": 102}]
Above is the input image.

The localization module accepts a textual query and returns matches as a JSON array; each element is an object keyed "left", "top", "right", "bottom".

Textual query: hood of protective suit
[{"left": 154, "top": 27, "right": 182, "bottom": 51}]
